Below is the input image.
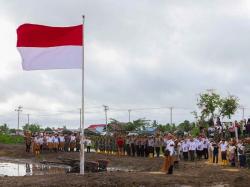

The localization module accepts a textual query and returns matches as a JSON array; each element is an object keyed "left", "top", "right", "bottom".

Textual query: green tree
[
  {"left": 44, "top": 127, "right": 53, "bottom": 132},
  {"left": 151, "top": 120, "right": 158, "bottom": 128},
  {"left": 220, "top": 95, "right": 239, "bottom": 119},
  {"left": 9, "top": 129, "right": 16, "bottom": 134},
  {"left": 158, "top": 123, "right": 171, "bottom": 133},
  {"left": 177, "top": 120, "right": 192, "bottom": 132},
  {"left": 22, "top": 123, "right": 41, "bottom": 133},
  {"left": 171, "top": 124, "right": 176, "bottom": 132},
  {"left": 0, "top": 123, "right": 9, "bottom": 133},
  {"left": 197, "top": 91, "right": 221, "bottom": 120}
]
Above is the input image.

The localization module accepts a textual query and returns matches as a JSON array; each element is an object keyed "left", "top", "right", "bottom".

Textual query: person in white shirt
[
  {"left": 188, "top": 138, "right": 196, "bottom": 161},
  {"left": 154, "top": 136, "right": 161, "bottom": 158},
  {"left": 70, "top": 134, "right": 76, "bottom": 152},
  {"left": 47, "top": 134, "right": 54, "bottom": 152},
  {"left": 203, "top": 138, "right": 209, "bottom": 159},
  {"left": 196, "top": 137, "right": 204, "bottom": 160},
  {"left": 38, "top": 135, "right": 44, "bottom": 153},
  {"left": 161, "top": 134, "right": 175, "bottom": 174},
  {"left": 148, "top": 137, "right": 155, "bottom": 158},
  {"left": 33, "top": 135, "right": 41, "bottom": 156},
  {"left": 86, "top": 137, "right": 92, "bottom": 153},
  {"left": 59, "top": 134, "right": 65, "bottom": 151},
  {"left": 53, "top": 134, "right": 59, "bottom": 151},
  {"left": 219, "top": 139, "right": 228, "bottom": 165},
  {"left": 181, "top": 139, "right": 189, "bottom": 161}
]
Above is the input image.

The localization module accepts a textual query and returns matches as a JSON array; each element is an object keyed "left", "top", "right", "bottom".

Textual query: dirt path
[{"left": 0, "top": 143, "right": 250, "bottom": 187}]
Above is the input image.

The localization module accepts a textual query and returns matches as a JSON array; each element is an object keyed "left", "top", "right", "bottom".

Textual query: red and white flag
[{"left": 16, "top": 24, "right": 83, "bottom": 70}]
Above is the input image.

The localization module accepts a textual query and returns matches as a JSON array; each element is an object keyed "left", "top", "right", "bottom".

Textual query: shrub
[{"left": 0, "top": 133, "right": 24, "bottom": 144}]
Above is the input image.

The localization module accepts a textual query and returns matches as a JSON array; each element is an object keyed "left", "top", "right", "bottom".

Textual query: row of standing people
[
  {"left": 24, "top": 132, "right": 92, "bottom": 156},
  {"left": 92, "top": 134, "right": 249, "bottom": 168}
]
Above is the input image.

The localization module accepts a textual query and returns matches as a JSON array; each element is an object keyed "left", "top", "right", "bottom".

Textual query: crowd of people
[
  {"left": 206, "top": 118, "right": 250, "bottom": 139},
  {"left": 24, "top": 132, "right": 92, "bottom": 156},
  {"left": 94, "top": 133, "right": 249, "bottom": 174},
  {"left": 23, "top": 118, "right": 250, "bottom": 174}
]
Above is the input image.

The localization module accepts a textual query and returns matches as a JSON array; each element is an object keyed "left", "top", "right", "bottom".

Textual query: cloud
[{"left": 0, "top": 0, "right": 249, "bottom": 128}]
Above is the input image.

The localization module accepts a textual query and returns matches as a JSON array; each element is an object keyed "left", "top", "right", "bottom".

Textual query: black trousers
[
  {"left": 221, "top": 151, "right": 227, "bottom": 160},
  {"left": 131, "top": 143, "right": 135, "bottom": 156},
  {"left": 140, "top": 145, "right": 145, "bottom": 157},
  {"left": 145, "top": 146, "right": 149, "bottom": 157},
  {"left": 155, "top": 147, "right": 160, "bottom": 157},
  {"left": 203, "top": 148, "right": 208, "bottom": 159},
  {"left": 189, "top": 150, "right": 195, "bottom": 161},
  {"left": 167, "top": 165, "right": 174, "bottom": 174},
  {"left": 183, "top": 152, "right": 188, "bottom": 161},
  {"left": 136, "top": 145, "right": 140, "bottom": 157},
  {"left": 126, "top": 144, "right": 131, "bottom": 156},
  {"left": 213, "top": 152, "right": 218, "bottom": 163},
  {"left": 148, "top": 146, "right": 154, "bottom": 157},
  {"left": 197, "top": 150, "right": 203, "bottom": 160},
  {"left": 87, "top": 146, "right": 91, "bottom": 153}
]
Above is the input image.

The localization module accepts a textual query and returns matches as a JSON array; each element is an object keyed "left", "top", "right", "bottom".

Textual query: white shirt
[
  {"left": 47, "top": 137, "right": 54, "bottom": 143},
  {"left": 189, "top": 141, "right": 196, "bottom": 151},
  {"left": 196, "top": 140, "right": 204, "bottom": 151},
  {"left": 86, "top": 139, "right": 92, "bottom": 146},
  {"left": 54, "top": 137, "right": 59, "bottom": 143},
  {"left": 237, "top": 143, "right": 245, "bottom": 155},
  {"left": 220, "top": 142, "right": 228, "bottom": 152},
  {"left": 148, "top": 139, "right": 155, "bottom": 147},
  {"left": 70, "top": 135, "right": 76, "bottom": 142},
  {"left": 38, "top": 137, "right": 44, "bottom": 145},
  {"left": 165, "top": 139, "right": 175, "bottom": 156},
  {"left": 34, "top": 137, "right": 39, "bottom": 144},
  {"left": 203, "top": 139, "right": 210, "bottom": 149},
  {"left": 181, "top": 141, "right": 189, "bottom": 152},
  {"left": 59, "top": 136, "right": 65, "bottom": 142}
]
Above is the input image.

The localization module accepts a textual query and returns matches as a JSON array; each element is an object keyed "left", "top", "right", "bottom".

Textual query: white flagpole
[{"left": 80, "top": 15, "right": 85, "bottom": 175}]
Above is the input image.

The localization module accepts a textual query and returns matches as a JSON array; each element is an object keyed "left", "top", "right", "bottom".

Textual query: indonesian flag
[{"left": 16, "top": 24, "right": 83, "bottom": 70}]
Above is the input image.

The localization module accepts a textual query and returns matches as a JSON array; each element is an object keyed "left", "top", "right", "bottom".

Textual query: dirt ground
[{"left": 0, "top": 143, "right": 250, "bottom": 187}]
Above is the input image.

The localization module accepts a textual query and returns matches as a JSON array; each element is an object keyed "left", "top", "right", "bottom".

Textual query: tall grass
[{"left": 0, "top": 133, "right": 24, "bottom": 144}]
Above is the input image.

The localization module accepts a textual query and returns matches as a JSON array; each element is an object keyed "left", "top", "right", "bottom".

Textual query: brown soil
[{"left": 0, "top": 143, "right": 250, "bottom": 187}]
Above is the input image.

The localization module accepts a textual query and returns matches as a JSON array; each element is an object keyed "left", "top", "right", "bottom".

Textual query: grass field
[{"left": 0, "top": 133, "right": 24, "bottom": 144}]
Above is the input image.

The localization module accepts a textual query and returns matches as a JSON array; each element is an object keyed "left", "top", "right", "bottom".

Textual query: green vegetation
[
  {"left": 196, "top": 90, "right": 239, "bottom": 122},
  {"left": 0, "top": 133, "right": 24, "bottom": 144},
  {"left": 22, "top": 123, "right": 43, "bottom": 133}
]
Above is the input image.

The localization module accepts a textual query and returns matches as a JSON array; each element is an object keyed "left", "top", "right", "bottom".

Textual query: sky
[{"left": 0, "top": 0, "right": 249, "bottom": 129}]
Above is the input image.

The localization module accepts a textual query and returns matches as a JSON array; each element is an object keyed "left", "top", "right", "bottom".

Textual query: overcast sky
[{"left": 0, "top": 0, "right": 249, "bottom": 129}]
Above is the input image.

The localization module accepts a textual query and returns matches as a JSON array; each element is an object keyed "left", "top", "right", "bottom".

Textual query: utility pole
[
  {"left": 128, "top": 109, "right": 132, "bottom": 123},
  {"left": 170, "top": 107, "right": 173, "bottom": 126},
  {"left": 15, "top": 106, "right": 22, "bottom": 135},
  {"left": 103, "top": 105, "right": 109, "bottom": 134},
  {"left": 27, "top": 114, "right": 30, "bottom": 125},
  {"left": 79, "top": 108, "right": 82, "bottom": 131}
]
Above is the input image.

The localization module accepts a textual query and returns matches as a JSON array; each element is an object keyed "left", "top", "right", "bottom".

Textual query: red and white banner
[{"left": 16, "top": 24, "right": 83, "bottom": 70}]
